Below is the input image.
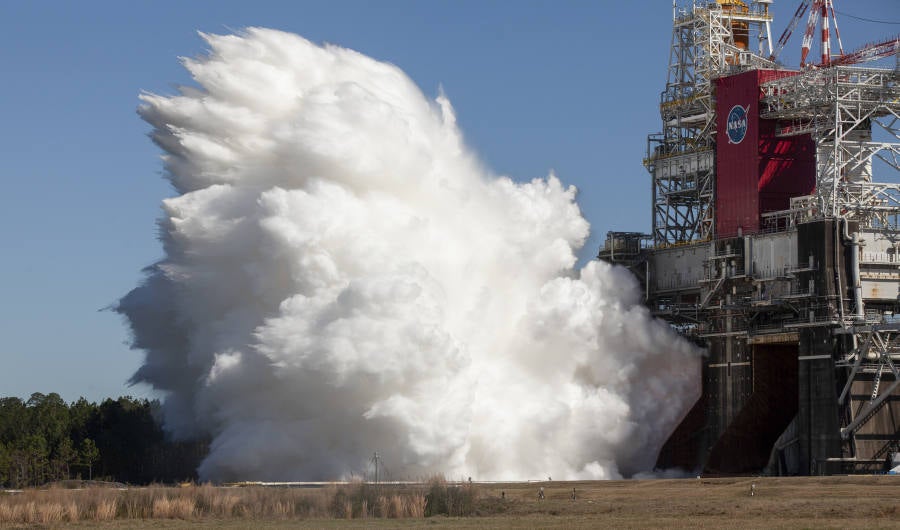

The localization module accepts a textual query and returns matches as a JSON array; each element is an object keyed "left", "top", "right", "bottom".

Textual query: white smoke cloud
[{"left": 119, "top": 27, "right": 700, "bottom": 482}]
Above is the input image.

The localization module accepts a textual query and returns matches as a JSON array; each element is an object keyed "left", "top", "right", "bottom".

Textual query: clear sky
[{"left": 1, "top": 0, "right": 897, "bottom": 403}]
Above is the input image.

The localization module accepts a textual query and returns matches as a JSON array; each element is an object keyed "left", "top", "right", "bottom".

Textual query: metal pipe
[
  {"left": 646, "top": 260, "right": 650, "bottom": 301},
  {"left": 834, "top": 220, "right": 846, "bottom": 324},
  {"left": 841, "top": 219, "right": 864, "bottom": 321},
  {"left": 850, "top": 232, "right": 864, "bottom": 321}
]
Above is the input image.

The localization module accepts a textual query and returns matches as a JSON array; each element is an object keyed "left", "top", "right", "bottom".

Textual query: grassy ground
[{"left": 4, "top": 475, "right": 899, "bottom": 529}]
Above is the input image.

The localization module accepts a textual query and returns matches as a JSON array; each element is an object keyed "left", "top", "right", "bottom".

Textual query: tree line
[{"left": 0, "top": 393, "right": 207, "bottom": 487}]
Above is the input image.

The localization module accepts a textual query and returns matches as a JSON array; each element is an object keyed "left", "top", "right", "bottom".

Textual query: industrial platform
[{"left": 599, "top": 0, "right": 900, "bottom": 475}]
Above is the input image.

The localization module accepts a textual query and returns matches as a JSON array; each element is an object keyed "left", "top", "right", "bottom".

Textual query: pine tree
[{"left": 79, "top": 438, "right": 99, "bottom": 481}]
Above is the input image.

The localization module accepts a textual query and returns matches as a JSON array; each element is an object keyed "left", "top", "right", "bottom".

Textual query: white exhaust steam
[{"left": 119, "top": 28, "right": 700, "bottom": 482}]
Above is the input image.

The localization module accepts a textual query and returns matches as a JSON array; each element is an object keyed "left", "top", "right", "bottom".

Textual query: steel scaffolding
[
  {"left": 647, "top": 1, "right": 774, "bottom": 246},
  {"left": 760, "top": 66, "right": 900, "bottom": 229},
  {"left": 603, "top": 0, "right": 900, "bottom": 477},
  {"left": 835, "top": 322, "right": 900, "bottom": 459}
]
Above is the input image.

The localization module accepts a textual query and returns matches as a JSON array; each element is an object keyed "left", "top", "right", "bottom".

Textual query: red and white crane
[
  {"left": 798, "top": 0, "right": 844, "bottom": 66},
  {"left": 831, "top": 36, "right": 900, "bottom": 67},
  {"left": 771, "top": 0, "right": 897, "bottom": 68},
  {"left": 770, "top": 0, "right": 811, "bottom": 62}
]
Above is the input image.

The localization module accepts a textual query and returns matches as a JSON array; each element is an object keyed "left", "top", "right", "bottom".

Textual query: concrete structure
[{"left": 600, "top": 0, "right": 900, "bottom": 475}]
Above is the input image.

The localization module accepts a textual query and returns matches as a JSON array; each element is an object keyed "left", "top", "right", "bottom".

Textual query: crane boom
[
  {"left": 831, "top": 36, "right": 900, "bottom": 66},
  {"left": 773, "top": 1, "right": 893, "bottom": 68},
  {"left": 771, "top": 0, "right": 810, "bottom": 61},
  {"left": 826, "top": 1, "right": 844, "bottom": 57},
  {"left": 800, "top": 0, "right": 824, "bottom": 66}
]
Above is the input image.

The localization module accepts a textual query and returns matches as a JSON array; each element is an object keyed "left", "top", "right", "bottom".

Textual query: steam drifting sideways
[{"left": 119, "top": 28, "right": 700, "bottom": 482}]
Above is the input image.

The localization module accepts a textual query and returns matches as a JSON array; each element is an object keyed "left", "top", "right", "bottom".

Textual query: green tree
[
  {"left": 8, "top": 449, "right": 28, "bottom": 488},
  {"left": 53, "top": 437, "right": 76, "bottom": 481},
  {"left": 0, "top": 393, "right": 206, "bottom": 485},
  {"left": 92, "top": 397, "right": 163, "bottom": 482},
  {"left": 68, "top": 397, "right": 95, "bottom": 442},
  {"left": 23, "top": 434, "right": 48, "bottom": 486},
  {"left": 0, "top": 397, "right": 26, "bottom": 446},
  {"left": 79, "top": 438, "right": 99, "bottom": 480},
  {"left": 28, "top": 393, "right": 69, "bottom": 450},
  {"left": 0, "top": 442, "right": 9, "bottom": 487}
]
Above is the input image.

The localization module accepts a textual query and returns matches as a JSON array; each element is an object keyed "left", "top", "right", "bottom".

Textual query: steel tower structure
[
  {"left": 601, "top": 0, "right": 900, "bottom": 476},
  {"left": 760, "top": 66, "right": 900, "bottom": 228},
  {"left": 647, "top": 0, "right": 775, "bottom": 246}
]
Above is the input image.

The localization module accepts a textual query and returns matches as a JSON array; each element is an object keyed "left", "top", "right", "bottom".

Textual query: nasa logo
[{"left": 726, "top": 105, "right": 749, "bottom": 144}]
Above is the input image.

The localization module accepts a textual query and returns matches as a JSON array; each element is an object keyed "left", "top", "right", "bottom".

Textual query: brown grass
[
  {"left": 151, "top": 496, "right": 195, "bottom": 519},
  {"left": 34, "top": 501, "right": 65, "bottom": 524},
  {"left": 93, "top": 498, "right": 117, "bottom": 520},
  {"left": 0, "top": 476, "right": 897, "bottom": 527},
  {"left": 64, "top": 500, "right": 79, "bottom": 521},
  {"left": 0, "top": 481, "right": 436, "bottom": 523}
]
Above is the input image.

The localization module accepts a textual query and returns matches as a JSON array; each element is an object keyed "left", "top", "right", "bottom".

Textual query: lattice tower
[
  {"left": 760, "top": 66, "right": 900, "bottom": 231},
  {"left": 647, "top": 1, "right": 775, "bottom": 247}
]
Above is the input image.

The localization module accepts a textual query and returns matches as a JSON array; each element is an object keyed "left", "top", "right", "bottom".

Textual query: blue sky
[{"left": 1, "top": 0, "right": 896, "bottom": 403}]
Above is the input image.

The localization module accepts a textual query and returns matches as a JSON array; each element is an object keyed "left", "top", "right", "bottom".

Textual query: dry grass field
[{"left": 1, "top": 475, "right": 898, "bottom": 529}]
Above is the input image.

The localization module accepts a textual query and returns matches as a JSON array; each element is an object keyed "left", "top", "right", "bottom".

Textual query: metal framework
[
  {"left": 605, "top": 0, "right": 900, "bottom": 477},
  {"left": 647, "top": 1, "right": 774, "bottom": 246},
  {"left": 837, "top": 323, "right": 900, "bottom": 442},
  {"left": 799, "top": 0, "right": 844, "bottom": 66},
  {"left": 771, "top": 0, "right": 810, "bottom": 62},
  {"left": 760, "top": 66, "right": 900, "bottom": 229},
  {"left": 759, "top": 64, "right": 900, "bottom": 446},
  {"left": 833, "top": 37, "right": 900, "bottom": 67}
]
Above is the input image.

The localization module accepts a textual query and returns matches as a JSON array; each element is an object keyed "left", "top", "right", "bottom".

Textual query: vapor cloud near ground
[{"left": 119, "top": 28, "right": 700, "bottom": 482}]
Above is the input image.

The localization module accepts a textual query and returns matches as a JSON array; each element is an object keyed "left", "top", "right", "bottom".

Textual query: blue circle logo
[{"left": 726, "top": 105, "right": 748, "bottom": 144}]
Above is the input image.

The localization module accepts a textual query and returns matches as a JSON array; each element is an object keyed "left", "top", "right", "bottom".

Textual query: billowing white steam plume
[{"left": 119, "top": 28, "right": 700, "bottom": 482}]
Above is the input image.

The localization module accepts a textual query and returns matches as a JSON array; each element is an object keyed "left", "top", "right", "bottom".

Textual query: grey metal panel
[
  {"left": 860, "top": 229, "right": 899, "bottom": 261},
  {"left": 861, "top": 279, "right": 899, "bottom": 301},
  {"left": 859, "top": 229, "right": 900, "bottom": 302},
  {"left": 649, "top": 244, "right": 707, "bottom": 291},
  {"left": 749, "top": 231, "right": 796, "bottom": 278},
  {"left": 656, "top": 150, "right": 714, "bottom": 179}
]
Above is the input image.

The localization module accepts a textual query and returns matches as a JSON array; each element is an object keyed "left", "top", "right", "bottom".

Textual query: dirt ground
[{"left": 12, "top": 475, "right": 900, "bottom": 529}]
